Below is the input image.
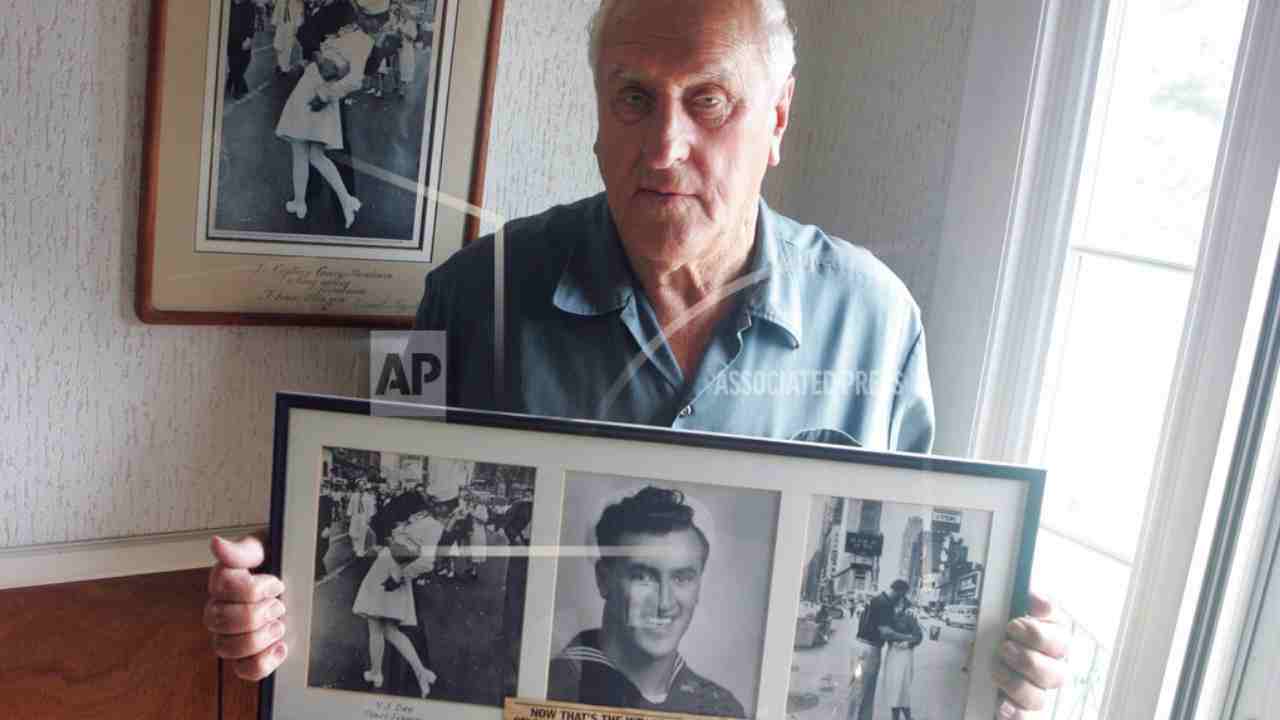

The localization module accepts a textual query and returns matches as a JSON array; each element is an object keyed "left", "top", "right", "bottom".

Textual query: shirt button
[{"left": 678, "top": 405, "right": 693, "bottom": 418}]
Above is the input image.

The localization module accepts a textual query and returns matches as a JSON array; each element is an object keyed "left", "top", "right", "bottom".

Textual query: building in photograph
[
  {"left": 468, "top": 461, "right": 535, "bottom": 501},
  {"left": 802, "top": 498, "right": 842, "bottom": 603},
  {"left": 328, "top": 447, "right": 380, "bottom": 487},
  {"left": 954, "top": 569, "right": 984, "bottom": 604},
  {"left": 803, "top": 498, "right": 891, "bottom": 604},
  {"left": 920, "top": 572, "right": 943, "bottom": 608},
  {"left": 930, "top": 507, "right": 962, "bottom": 573},
  {"left": 378, "top": 453, "right": 426, "bottom": 492},
  {"left": 900, "top": 515, "right": 923, "bottom": 584},
  {"left": 841, "top": 499, "right": 884, "bottom": 596}
]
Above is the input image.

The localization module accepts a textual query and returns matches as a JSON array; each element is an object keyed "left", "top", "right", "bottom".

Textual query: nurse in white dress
[
  {"left": 274, "top": 28, "right": 368, "bottom": 227},
  {"left": 352, "top": 502, "right": 437, "bottom": 697}
]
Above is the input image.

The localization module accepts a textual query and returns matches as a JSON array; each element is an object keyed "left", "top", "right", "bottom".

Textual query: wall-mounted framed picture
[
  {"left": 263, "top": 393, "right": 1045, "bottom": 720},
  {"left": 137, "top": 0, "right": 505, "bottom": 327}
]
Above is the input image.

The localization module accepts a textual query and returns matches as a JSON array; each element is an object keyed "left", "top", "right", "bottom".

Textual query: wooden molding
[
  {"left": 461, "top": 0, "right": 507, "bottom": 245},
  {"left": 0, "top": 525, "right": 265, "bottom": 591}
]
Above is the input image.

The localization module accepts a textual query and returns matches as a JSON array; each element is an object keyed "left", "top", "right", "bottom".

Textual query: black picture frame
[{"left": 262, "top": 392, "right": 1044, "bottom": 720}]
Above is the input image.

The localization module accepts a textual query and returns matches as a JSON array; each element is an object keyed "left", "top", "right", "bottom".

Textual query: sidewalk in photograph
[{"left": 787, "top": 616, "right": 976, "bottom": 720}]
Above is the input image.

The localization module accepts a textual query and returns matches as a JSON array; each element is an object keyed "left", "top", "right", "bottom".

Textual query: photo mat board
[
  {"left": 264, "top": 394, "right": 1044, "bottom": 720},
  {"left": 136, "top": 0, "right": 504, "bottom": 326}
]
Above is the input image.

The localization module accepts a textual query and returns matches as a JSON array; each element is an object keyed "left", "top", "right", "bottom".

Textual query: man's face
[
  {"left": 596, "top": 527, "right": 706, "bottom": 662},
  {"left": 593, "top": 0, "right": 794, "bottom": 267}
]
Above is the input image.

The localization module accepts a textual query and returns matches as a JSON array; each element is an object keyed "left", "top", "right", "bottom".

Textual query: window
[{"left": 963, "top": 0, "right": 1280, "bottom": 716}]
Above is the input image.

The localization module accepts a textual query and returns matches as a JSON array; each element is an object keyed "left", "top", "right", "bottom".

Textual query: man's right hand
[{"left": 205, "top": 535, "right": 289, "bottom": 681}]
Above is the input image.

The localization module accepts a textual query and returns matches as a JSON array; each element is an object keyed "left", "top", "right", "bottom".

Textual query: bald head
[{"left": 588, "top": 0, "right": 796, "bottom": 94}]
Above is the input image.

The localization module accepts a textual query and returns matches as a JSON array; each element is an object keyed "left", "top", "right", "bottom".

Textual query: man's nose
[
  {"left": 643, "top": 100, "right": 692, "bottom": 170},
  {"left": 657, "top": 579, "right": 678, "bottom": 614}
]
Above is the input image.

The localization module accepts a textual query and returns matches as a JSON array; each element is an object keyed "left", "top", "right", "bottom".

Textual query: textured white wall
[
  {"left": 765, "top": 0, "right": 975, "bottom": 318},
  {"left": 483, "top": 0, "right": 604, "bottom": 221},
  {"left": 0, "top": 0, "right": 974, "bottom": 549},
  {"left": 0, "top": 0, "right": 369, "bottom": 548}
]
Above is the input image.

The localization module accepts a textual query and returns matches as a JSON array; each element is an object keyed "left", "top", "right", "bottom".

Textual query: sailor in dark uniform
[
  {"left": 226, "top": 0, "right": 257, "bottom": 98},
  {"left": 547, "top": 487, "right": 745, "bottom": 718},
  {"left": 549, "top": 629, "right": 744, "bottom": 718}
]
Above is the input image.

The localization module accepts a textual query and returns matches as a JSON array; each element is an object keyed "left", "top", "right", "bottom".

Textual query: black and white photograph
[
  {"left": 788, "top": 498, "right": 992, "bottom": 720},
  {"left": 548, "top": 473, "right": 780, "bottom": 719},
  {"left": 204, "top": 0, "right": 447, "bottom": 255},
  {"left": 305, "top": 447, "right": 535, "bottom": 706}
]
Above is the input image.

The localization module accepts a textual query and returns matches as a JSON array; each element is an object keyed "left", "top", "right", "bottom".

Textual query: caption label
[{"left": 505, "top": 698, "right": 733, "bottom": 720}]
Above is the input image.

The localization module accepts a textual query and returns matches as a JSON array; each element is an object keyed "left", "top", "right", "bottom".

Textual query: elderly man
[{"left": 205, "top": 1, "right": 1067, "bottom": 716}]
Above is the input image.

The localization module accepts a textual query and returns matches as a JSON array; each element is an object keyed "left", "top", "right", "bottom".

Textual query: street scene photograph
[
  {"left": 305, "top": 448, "right": 535, "bottom": 705},
  {"left": 207, "top": 0, "right": 443, "bottom": 248},
  {"left": 788, "top": 497, "right": 992, "bottom": 720}
]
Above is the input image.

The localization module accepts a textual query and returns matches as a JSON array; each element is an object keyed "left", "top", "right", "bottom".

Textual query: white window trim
[
  {"left": 967, "top": 0, "right": 1114, "bottom": 465},
  {"left": 1167, "top": 1, "right": 1280, "bottom": 715},
  {"left": 1226, "top": 452, "right": 1280, "bottom": 717},
  {"left": 1103, "top": 0, "right": 1280, "bottom": 712},
  {"left": 926, "top": 0, "right": 1051, "bottom": 458},
  {"left": 941, "top": 0, "right": 1280, "bottom": 717}
]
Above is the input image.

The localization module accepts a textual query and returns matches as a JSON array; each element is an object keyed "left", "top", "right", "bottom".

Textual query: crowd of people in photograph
[
  {"left": 228, "top": 0, "right": 432, "bottom": 100},
  {"left": 316, "top": 454, "right": 533, "bottom": 698},
  {"left": 225, "top": 0, "right": 435, "bottom": 228}
]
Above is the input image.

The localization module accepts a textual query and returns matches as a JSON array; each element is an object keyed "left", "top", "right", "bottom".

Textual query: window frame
[
  {"left": 936, "top": 0, "right": 1280, "bottom": 716},
  {"left": 1168, "top": 1, "right": 1280, "bottom": 714}
]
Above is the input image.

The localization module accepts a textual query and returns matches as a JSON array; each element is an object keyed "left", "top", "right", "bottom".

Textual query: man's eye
[
  {"left": 691, "top": 94, "right": 727, "bottom": 114},
  {"left": 616, "top": 90, "right": 650, "bottom": 112}
]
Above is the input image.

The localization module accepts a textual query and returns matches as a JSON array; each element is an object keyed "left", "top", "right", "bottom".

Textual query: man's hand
[
  {"left": 242, "top": 38, "right": 253, "bottom": 51},
  {"left": 992, "top": 592, "right": 1070, "bottom": 718},
  {"left": 308, "top": 95, "right": 331, "bottom": 112},
  {"left": 205, "top": 535, "right": 288, "bottom": 681}
]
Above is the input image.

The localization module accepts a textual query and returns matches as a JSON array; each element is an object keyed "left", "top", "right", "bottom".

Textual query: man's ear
[
  {"left": 769, "top": 76, "right": 796, "bottom": 167},
  {"left": 594, "top": 559, "right": 611, "bottom": 599}
]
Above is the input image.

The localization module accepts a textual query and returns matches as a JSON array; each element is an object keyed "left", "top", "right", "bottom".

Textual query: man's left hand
[{"left": 992, "top": 592, "right": 1069, "bottom": 718}]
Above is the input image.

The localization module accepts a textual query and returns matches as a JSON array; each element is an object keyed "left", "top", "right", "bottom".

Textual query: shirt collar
[
  {"left": 562, "top": 629, "right": 688, "bottom": 697},
  {"left": 551, "top": 194, "right": 804, "bottom": 348},
  {"left": 552, "top": 194, "right": 635, "bottom": 316},
  {"left": 742, "top": 197, "right": 804, "bottom": 348}
]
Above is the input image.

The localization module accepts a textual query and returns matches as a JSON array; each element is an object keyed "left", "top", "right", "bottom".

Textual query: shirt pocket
[{"left": 790, "top": 427, "right": 863, "bottom": 447}]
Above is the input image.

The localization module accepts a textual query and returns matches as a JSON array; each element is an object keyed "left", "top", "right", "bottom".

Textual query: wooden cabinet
[{"left": 0, "top": 569, "right": 255, "bottom": 719}]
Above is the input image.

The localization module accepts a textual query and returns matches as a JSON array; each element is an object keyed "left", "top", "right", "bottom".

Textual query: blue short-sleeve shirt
[{"left": 415, "top": 193, "right": 934, "bottom": 453}]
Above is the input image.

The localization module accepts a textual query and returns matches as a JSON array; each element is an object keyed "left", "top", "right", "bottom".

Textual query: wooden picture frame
[
  {"left": 137, "top": 0, "right": 506, "bottom": 327},
  {"left": 262, "top": 393, "right": 1045, "bottom": 720}
]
